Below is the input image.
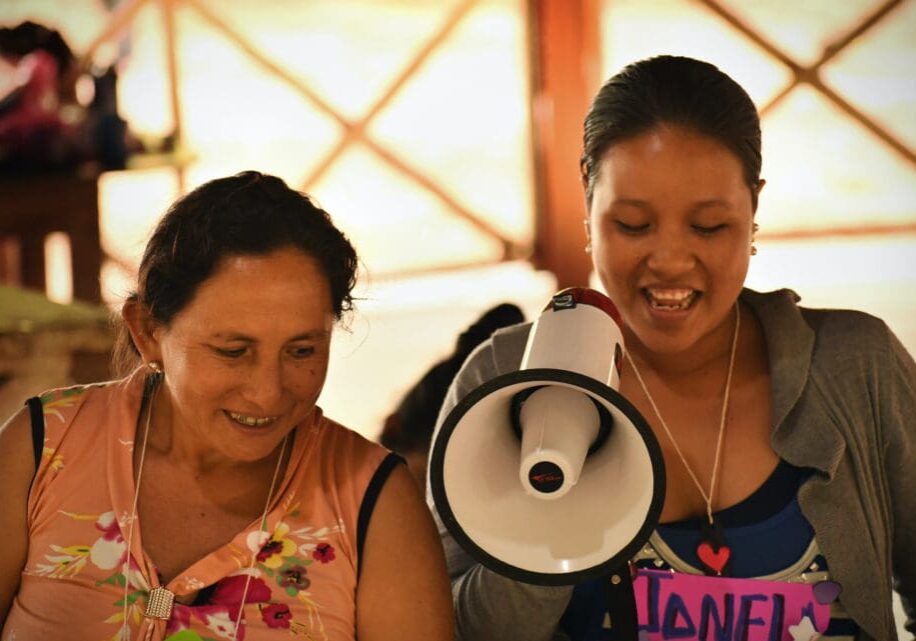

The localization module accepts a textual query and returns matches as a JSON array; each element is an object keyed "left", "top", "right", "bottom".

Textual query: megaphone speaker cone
[
  {"left": 429, "top": 368, "right": 665, "bottom": 586},
  {"left": 516, "top": 385, "right": 602, "bottom": 500}
]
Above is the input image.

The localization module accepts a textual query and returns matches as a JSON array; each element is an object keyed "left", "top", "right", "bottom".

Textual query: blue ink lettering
[
  {"left": 662, "top": 593, "right": 697, "bottom": 638},
  {"left": 699, "top": 593, "right": 734, "bottom": 641},
  {"left": 735, "top": 594, "right": 767, "bottom": 641},
  {"left": 639, "top": 572, "right": 674, "bottom": 633},
  {"left": 767, "top": 594, "right": 784, "bottom": 641},
  {"left": 799, "top": 602, "right": 819, "bottom": 632}
]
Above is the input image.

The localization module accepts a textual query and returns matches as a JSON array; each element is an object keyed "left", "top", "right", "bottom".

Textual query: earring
[{"left": 147, "top": 361, "right": 163, "bottom": 374}]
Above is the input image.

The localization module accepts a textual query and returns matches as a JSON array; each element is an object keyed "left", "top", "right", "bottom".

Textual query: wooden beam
[
  {"left": 362, "top": 138, "right": 514, "bottom": 250},
  {"left": 0, "top": 175, "right": 101, "bottom": 303},
  {"left": 759, "top": 222, "right": 916, "bottom": 241},
  {"left": 79, "top": 0, "right": 152, "bottom": 69},
  {"left": 302, "top": 0, "right": 480, "bottom": 191},
  {"left": 184, "top": 0, "right": 351, "bottom": 130},
  {"left": 161, "top": 0, "right": 186, "bottom": 192},
  {"left": 528, "top": 0, "right": 601, "bottom": 288},
  {"left": 704, "top": 0, "right": 914, "bottom": 167}
]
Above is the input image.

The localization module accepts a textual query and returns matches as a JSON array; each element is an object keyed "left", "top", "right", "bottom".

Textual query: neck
[{"left": 625, "top": 304, "right": 742, "bottom": 528}]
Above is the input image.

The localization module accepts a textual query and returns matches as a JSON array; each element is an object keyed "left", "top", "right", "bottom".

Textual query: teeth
[
  {"left": 648, "top": 288, "right": 693, "bottom": 301},
  {"left": 228, "top": 412, "right": 277, "bottom": 427},
  {"left": 646, "top": 288, "right": 696, "bottom": 310}
]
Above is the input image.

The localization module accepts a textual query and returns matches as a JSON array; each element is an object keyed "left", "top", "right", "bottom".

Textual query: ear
[
  {"left": 752, "top": 178, "right": 766, "bottom": 213},
  {"left": 580, "top": 163, "right": 593, "bottom": 236},
  {"left": 121, "top": 298, "right": 163, "bottom": 365}
]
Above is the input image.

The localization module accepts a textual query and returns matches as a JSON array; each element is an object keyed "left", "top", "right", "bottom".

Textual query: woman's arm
[
  {"left": 882, "top": 327, "right": 916, "bottom": 633},
  {"left": 0, "top": 407, "right": 35, "bottom": 624},
  {"left": 356, "top": 462, "right": 454, "bottom": 641}
]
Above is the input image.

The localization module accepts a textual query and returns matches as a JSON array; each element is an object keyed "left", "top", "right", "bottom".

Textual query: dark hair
[
  {"left": 581, "top": 55, "right": 762, "bottom": 208},
  {"left": 0, "top": 21, "right": 73, "bottom": 74},
  {"left": 115, "top": 171, "right": 358, "bottom": 373},
  {"left": 380, "top": 303, "right": 525, "bottom": 455}
]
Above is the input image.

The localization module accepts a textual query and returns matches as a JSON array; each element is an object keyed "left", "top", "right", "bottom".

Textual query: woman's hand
[{"left": 356, "top": 463, "right": 454, "bottom": 640}]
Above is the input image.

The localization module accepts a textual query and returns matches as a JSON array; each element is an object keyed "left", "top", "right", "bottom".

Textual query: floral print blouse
[{"left": 3, "top": 372, "right": 396, "bottom": 641}]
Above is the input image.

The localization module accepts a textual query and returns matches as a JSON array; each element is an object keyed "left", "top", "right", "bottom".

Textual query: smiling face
[
  {"left": 143, "top": 247, "right": 335, "bottom": 465},
  {"left": 587, "top": 125, "right": 758, "bottom": 361}
]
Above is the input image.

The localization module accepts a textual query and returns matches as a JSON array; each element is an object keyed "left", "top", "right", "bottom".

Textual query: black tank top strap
[{"left": 26, "top": 396, "right": 44, "bottom": 468}]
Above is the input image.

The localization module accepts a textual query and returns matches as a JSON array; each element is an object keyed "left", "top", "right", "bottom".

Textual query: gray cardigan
[{"left": 427, "top": 288, "right": 916, "bottom": 641}]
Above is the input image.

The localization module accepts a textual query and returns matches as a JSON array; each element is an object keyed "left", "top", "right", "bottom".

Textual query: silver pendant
[{"left": 144, "top": 586, "right": 175, "bottom": 620}]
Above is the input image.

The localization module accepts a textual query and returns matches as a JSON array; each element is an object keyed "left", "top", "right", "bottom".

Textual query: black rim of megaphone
[{"left": 430, "top": 368, "right": 666, "bottom": 586}]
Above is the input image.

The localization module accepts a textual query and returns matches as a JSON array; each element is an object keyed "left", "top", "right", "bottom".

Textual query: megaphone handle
[{"left": 605, "top": 564, "right": 638, "bottom": 639}]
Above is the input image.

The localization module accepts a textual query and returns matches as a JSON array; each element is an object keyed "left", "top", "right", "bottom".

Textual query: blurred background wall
[
  {"left": 1, "top": 0, "right": 914, "bottom": 630},
  {"left": 2, "top": 0, "right": 913, "bottom": 429}
]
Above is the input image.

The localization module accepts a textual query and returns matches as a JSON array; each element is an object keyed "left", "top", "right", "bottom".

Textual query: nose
[
  {"left": 645, "top": 229, "right": 695, "bottom": 278},
  {"left": 242, "top": 356, "right": 286, "bottom": 410}
]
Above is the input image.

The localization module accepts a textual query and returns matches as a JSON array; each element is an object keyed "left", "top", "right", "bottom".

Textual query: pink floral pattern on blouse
[{"left": 3, "top": 372, "right": 391, "bottom": 641}]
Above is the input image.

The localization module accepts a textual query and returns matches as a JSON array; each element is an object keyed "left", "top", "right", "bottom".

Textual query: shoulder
[
  {"left": 490, "top": 321, "right": 532, "bottom": 363},
  {"left": 32, "top": 378, "right": 130, "bottom": 452},
  {"left": 800, "top": 308, "right": 912, "bottom": 405},
  {"left": 289, "top": 413, "right": 401, "bottom": 553},
  {"left": 308, "top": 412, "right": 395, "bottom": 491},
  {"left": 744, "top": 287, "right": 902, "bottom": 362},
  {"left": 0, "top": 405, "right": 32, "bottom": 622},
  {"left": 743, "top": 289, "right": 915, "bottom": 427},
  {"left": 35, "top": 379, "right": 120, "bottom": 422},
  {"left": 455, "top": 321, "right": 531, "bottom": 387},
  {"left": 800, "top": 305, "right": 903, "bottom": 370},
  {"left": 314, "top": 413, "right": 389, "bottom": 461},
  {"left": 0, "top": 405, "right": 34, "bottom": 486},
  {"left": 355, "top": 458, "right": 453, "bottom": 639},
  {"left": 797, "top": 303, "right": 891, "bottom": 342}
]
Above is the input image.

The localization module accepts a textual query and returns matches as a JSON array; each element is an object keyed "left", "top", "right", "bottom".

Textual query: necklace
[
  {"left": 625, "top": 304, "right": 740, "bottom": 576},
  {"left": 122, "top": 372, "right": 288, "bottom": 638}
]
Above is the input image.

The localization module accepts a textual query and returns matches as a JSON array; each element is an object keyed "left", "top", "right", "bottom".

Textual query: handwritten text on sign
[{"left": 633, "top": 569, "right": 831, "bottom": 640}]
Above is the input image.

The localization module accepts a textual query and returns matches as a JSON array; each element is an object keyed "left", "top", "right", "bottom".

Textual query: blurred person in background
[
  {"left": 0, "top": 171, "right": 453, "bottom": 641},
  {"left": 0, "top": 21, "right": 79, "bottom": 171},
  {"left": 0, "top": 20, "right": 132, "bottom": 173},
  {"left": 380, "top": 302, "right": 525, "bottom": 489},
  {"left": 429, "top": 55, "right": 915, "bottom": 641}
]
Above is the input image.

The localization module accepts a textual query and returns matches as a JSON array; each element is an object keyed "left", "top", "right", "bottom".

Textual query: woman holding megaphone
[{"left": 428, "top": 55, "right": 914, "bottom": 641}]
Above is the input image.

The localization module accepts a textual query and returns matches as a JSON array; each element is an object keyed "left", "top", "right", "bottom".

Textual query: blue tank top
[{"left": 560, "top": 461, "right": 858, "bottom": 640}]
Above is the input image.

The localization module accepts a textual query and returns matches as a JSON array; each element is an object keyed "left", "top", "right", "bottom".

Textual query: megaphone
[{"left": 429, "top": 288, "right": 665, "bottom": 588}]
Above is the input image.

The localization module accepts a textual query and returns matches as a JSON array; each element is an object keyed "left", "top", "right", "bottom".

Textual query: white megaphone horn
[{"left": 429, "top": 287, "right": 665, "bottom": 589}]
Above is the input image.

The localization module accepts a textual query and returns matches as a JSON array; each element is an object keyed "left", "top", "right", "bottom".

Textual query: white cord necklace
[
  {"left": 121, "top": 373, "right": 288, "bottom": 638},
  {"left": 625, "top": 304, "right": 740, "bottom": 575}
]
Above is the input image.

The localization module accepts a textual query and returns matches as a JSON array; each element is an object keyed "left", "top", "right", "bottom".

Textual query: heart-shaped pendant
[{"left": 697, "top": 541, "right": 731, "bottom": 575}]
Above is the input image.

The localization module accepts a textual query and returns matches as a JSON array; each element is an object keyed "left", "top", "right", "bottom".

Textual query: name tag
[{"left": 632, "top": 569, "right": 831, "bottom": 640}]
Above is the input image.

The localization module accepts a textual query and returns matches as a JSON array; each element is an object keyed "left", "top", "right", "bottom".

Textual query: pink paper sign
[{"left": 633, "top": 569, "right": 831, "bottom": 641}]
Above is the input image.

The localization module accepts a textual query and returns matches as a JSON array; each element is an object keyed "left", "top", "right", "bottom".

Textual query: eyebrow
[
  {"left": 690, "top": 199, "right": 732, "bottom": 211},
  {"left": 210, "top": 330, "right": 331, "bottom": 342},
  {"left": 609, "top": 198, "right": 732, "bottom": 212},
  {"left": 611, "top": 198, "right": 653, "bottom": 211}
]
